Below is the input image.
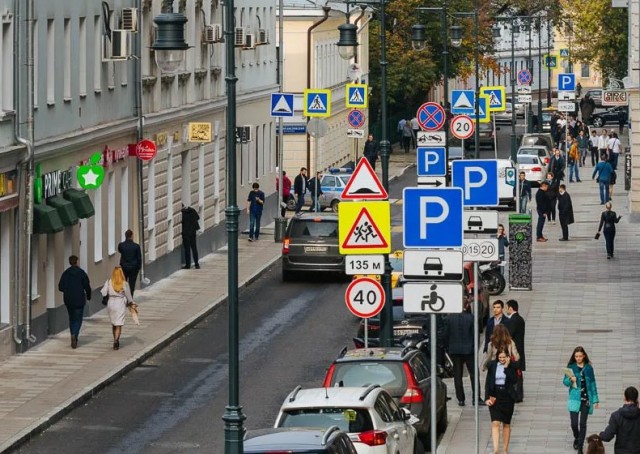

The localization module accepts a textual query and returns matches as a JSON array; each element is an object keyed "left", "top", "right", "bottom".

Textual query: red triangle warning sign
[
  {"left": 341, "top": 158, "right": 388, "bottom": 200},
  {"left": 341, "top": 207, "right": 389, "bottom": 250}
]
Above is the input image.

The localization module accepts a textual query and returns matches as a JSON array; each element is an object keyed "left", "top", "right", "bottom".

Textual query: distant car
[
  {"left": 516, "top": 154, "right": 547, "bottom": 187},
  {"left": 540, "top": 107, "right": 557, "bottom": 132},
  {"left": 519, "top": 133, "right": 554, "bottom": 155},
  {"left": 506, "top": 97, "right": 525, "bottom": 118},
  {"left": 583, "top": 88, "right": 604, "bottom": 108},
  {"left": 591, "top": 106, "right": 628, "bottom": 128},
  {"left": 244, "top": 427, "right": 358, "bottom": 454},
  {"left": 517, "top": 145, "right": 552, "bottom": 166},
  {"left": 464, "top": 122, "right": 496, "bottom": 150},
  {"left": 494, "top": 102, "right": 514, "bottom": 124}
]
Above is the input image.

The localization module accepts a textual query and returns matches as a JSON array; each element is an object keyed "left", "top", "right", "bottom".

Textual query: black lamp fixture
[
  {"left": 492, "top": 24, "right": 501, "bottom": 38},
  {"left": 336, "top": 23, "right": 358, "bottom": 60},
  {"left": 411, "top": 24, "right": 426, "bottom": 51},
  {"left": 150, "top": 12, "right": 190, "bottom": 73},
  {"left": 449, "top": 25, "right": 463, "bottom": 47}
]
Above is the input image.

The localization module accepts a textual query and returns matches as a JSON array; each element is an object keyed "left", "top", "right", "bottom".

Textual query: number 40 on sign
[{"left": 345, "top": 277, "right": 386, "bottom": 318}]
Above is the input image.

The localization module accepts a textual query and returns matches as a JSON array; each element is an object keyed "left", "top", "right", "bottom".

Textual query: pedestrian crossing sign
[
  {"left": 339, "top": 201, "right": 391, "bottom": 254},
  {"left": 304, "top": 89, "right": 331, "bottom": 117},
  {"left": 559, "top": 48, "right": 570, "bottom": 58},
  {"left": 475, "top": 95, "right": 490, "bottom": 123},
  {"left": 543, "top": 54, "right": 558, "bottom": 69},
  {"left": 480, "top": 86, "right": 506, "bottom": 112},
  {"left": 346, "top": 83, "right": 368, "bottom": 108}
]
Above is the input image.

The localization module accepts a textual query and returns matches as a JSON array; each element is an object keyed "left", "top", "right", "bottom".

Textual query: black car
[
  {"left": 591, "top": 106, "right": 628, "bottom": 128},
  {"left": 244, "top": 427, "right": 358, "bottom": 454}
]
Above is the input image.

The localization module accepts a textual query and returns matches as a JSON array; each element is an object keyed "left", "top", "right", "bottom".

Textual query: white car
[
  {"left": 516, "top": 154, "right": 547, "bottom": 187},
  {"left": 496, "top": 159, "right": 517, "bottom": 209},
  {"left": 275, "top": 385, "right": 421, "bottom": 454},
  {"left": 506, "top": 97, "right": 525, "bottom": 118},
  {"left": 494, "top": 102, "right": 514, "bottom": 124}
]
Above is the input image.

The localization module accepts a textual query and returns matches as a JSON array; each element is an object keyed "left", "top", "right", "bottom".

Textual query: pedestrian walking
[
  {"left": 181, "top": 204, "right": 200, "bottom": 269},
  {"left": 558, "top": 184, "right": 575, "bottom": 241},
  {"left": 598, "top": 130, "right": 609, "bottom": 161},
  {"left": 276, "top": 170, "right": 292, "bottom": 217},
  {"left": 246, "top": 182, "right": 265, "bottom": 241},
  {"left": 363, "top": 134, "right": 379, "bottom": 171},
  {"left": 307, "top": 171, "right": 323, "bottom": 213},
  {"left": 544, "top": 172, "right": 559, "bottom": 224},
  {"left": 580, "top": 94, "right": 595, "bottom": 125},
  {"left": 401, "top": 119, "right": 415, "bottom": 153},
  {"left": 568, "top": 138, "right": 582, "bottom": 182},
  {"left": 410, "top": 116, "right": 420, "bottom": 149},
  {"left": 293, "top": 167, "right": 308, "bottom": 215},
  {"left": 592, "top": 156, "right": 614, "bottom": 205},
  {"left": 101, "top": 266, "right": 134, "bottom": 350},
  {"left": 515, "top": 172, "right": 532, "bottom": 214},
  {"left": 482, "top": 324, "right": 520, "bottom": 372},
  {"left": 57, "top": 255, "right": 92, "bottom": 349},
  {"left": 494, "top": 224, "right": 509, "bottom": 276},
  {"left": 597, "top": 201, "right": 622, "bottom": 259},
  {"left": 564, "top": 346, "right": 600, "bottom": 454},
  {"left": 118, "top": 229, "right": 142, "bottom": 297},
  {"left": 535, "top": 181, "right": 551, "bottom": 242},
  {"left": 589, "top": 130, "right": 600, "bottom": 167},
  {"left": 598, "top": 386, "right": 640, "bottom": 453},
  {"left": 608, "top": 132, "right": 622, "bottom": 170},
  {"left": 484, "top": 300, "right": 511, "bottom": 353},
  {"left": 485, "top": 348, "right": 519, "bottom": 454},
  {"left": 549, "top": 148, "right": 566, "bottom": 184},
  {"left": 506, "top": 300, "right": 525, "bottom": 402},
  {"left": 397, "top": 118, "right": 406, "bottom": 144},
  {"left": 618, "top": 108, "right": 627, "bottom": 135},
  {"left": 577, "top": 129, "right": 589, "bottom": 167}
]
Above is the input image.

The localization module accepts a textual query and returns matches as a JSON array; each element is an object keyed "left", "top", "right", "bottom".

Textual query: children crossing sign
[
  {"left": 346, "top": 83, "right": 368, "bottom": 108},
  {"left": 339, "top": 202, "right": 391, "bottom": 255},
  {"left": 303, "top": 89, "right": 331, "bottom": 117}
]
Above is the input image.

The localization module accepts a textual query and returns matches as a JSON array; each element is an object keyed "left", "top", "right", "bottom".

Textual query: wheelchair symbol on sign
[{"left": 421, "top": 284, "right": 445, "bottom": 312}]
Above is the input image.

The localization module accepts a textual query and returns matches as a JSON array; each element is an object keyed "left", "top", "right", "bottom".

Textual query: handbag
[
  {"left": 594, "top": 232, "right": 600, "bottom": 240},
  {"left": 102, "top": 295, "right": 109, "bottom": 305}
]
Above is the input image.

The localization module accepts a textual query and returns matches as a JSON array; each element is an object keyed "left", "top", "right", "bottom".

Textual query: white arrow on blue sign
[
  {"left": 451, "top": 160, "right": 499, "bottom": 207},
  {"left": 417, "top": 147, "right": 446, "bottom": 177},
  {"left": 403, "top": 187, "right": 463, "bottom": 248},
  {"left": 558, "top": 73, "right": 576, "bottom": 91}
]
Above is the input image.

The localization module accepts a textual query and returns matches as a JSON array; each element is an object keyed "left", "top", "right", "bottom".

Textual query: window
[
  {"left": 581, "top": 64, "right": 590, "bottom": 78},
  {"left": 374, "top": 396, "right": 393, "bottom": 423},
  {"left": 167, "top": 152, "right": 174, "bottom": 251},
  {"left": 120, "top": 166, "right": 129, "bottom": 241},
  {"left": 33, "top": 20, "right": 38, "bottom": 107},
  {"left": 147, "top": 159, "right": 156, "bottom": 229},
  {"left": 94, "top": 15, "right": 101, "bottom": 92},
  {"left": 64, "top": 19, "right": 71, "bottom": 101},
  {"left": 1, "top": 22, "right": 13, "bottom": 112},
  {"left": 0, "top": 212, "right": 10, "bottom": 323},
  {"left": 47, "top": 19, "right": 55, "bottom": 105},
  {"left": 79, "top": 17, "right": 86, "bottom": 96},
  {"left": 255, "top": 125, "right": 260, "bottom": 179}
]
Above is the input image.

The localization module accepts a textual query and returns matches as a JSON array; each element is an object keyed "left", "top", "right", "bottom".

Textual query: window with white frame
[
  {"left": 198, "top": 145, "right": 205, "bottom": 217},
  {"left": 94, "top": 15, "right": 101, "bottom": 92},
  {"left": 47, "top": 19, "right": 55, "bottom": 105},
  {"left": 64, "top": 18, "right": 71, "bottom": 101},
  {"left": 31, "top": 238, "right": 39, "bottom": 299},
  {"left": 0, "top": 212, "right": 10, "bottom": 323},
  {"left": 1, "top": 22, "right": 14, "bottom": 112},
  {"left": 93, "top": 186, "right": 103, "bottom": 262},
  {"left": 107, "top": 170, "right": 116, "bottom": 255},
  {"left": 148, "top": 159, "right": 156, "bottom": 229},
  {"left": 181, "top": 150, "right": 191, "bottom": 206},
  {"left": 79, "top": 17, "right": 87, "bottom": 97},
  {"left": 255, "top": 125, "right": 260, "bottom": 180},
  {"left": 167, "top": 152, "right": 174, "bottom": 251},
  {"left": 120, "top": 166, "right": 129, "bottom": 240},
  {"left": 45, "top": 236, "right": 55, "bottom": 309},
  {"left": 581, "top": 64, "right": 590, "bottom": 78}
]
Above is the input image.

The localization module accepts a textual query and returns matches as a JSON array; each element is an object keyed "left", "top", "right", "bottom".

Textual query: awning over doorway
[
  {"left": 33, "top": 203, "right": 64, "bottom": 234},
  {"left": 63, "top": 188, "right": 95, "bottom": 219},
  {"left": 46, "top": 195, "right": 79, "bottom": 227}
]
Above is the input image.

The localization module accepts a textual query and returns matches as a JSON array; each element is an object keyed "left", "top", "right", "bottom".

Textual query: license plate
[
  {"left": 304, "top": 246, "right": 327, "bottom": 253},
  {"left": 394, "top": 328, "right": 421, "bottom": 336}
]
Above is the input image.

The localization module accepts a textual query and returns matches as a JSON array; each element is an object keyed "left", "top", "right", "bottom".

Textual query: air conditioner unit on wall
[
  {"left": 244, "top": 34, "right": 255, "bottom": 49},
  {"left": 121, "top": 8, "right": 138, "bottom": 32},
  {"left": 203, "top": 24, "right": 222, "bottom": 43},
  {"left": 110, "top": 30, "right": 132, "bottom": 60},
  {"left": 234, "top": 27, "right": 245, "bottom": 46},
  {"left": 258, "top": 29, "right": 268, "bottom": 44}
]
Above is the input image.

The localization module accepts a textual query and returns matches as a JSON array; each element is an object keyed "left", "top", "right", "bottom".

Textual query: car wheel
[
  {"left": 437, "top": 399, "right": 449, "bottom": 434},
  {"left": 593, "top": 117, "right": 603, "bottom": 128},
  {"left": 286, "top": 197, "right": 297, "bottom": 211},
  {"left": 331, "top": 199, "right": 340, "bottom": 213}
]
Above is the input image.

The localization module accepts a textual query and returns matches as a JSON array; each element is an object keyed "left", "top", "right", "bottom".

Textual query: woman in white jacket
[{"left": 101, "top": 267, "right": 133, "bottom": 350}]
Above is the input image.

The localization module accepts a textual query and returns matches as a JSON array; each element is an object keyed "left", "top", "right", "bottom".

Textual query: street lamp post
[
  {"left": 526, "top": 19, "right": 534, "bottom": 133},
  {"left": 537, "top": 17, "right": 543, "bottom": 131}
]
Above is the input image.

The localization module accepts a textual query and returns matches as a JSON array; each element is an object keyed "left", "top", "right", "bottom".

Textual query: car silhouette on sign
[
  {"left": 467, "top": 216, "right": 483, "bottom": 231},
  {"left": 423, "top": 257, "right": 443, "bottom": 276}
]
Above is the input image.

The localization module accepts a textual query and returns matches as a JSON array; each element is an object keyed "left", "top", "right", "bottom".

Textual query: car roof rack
[
  {"left": 322, "top": 426, "right": 341, "bottom": 445},
  {"left": 288, "top": 385, "right": 302, "bottom": 402},
  {"left": 359, "top": 384, "right": 380, "bottom": 401}
]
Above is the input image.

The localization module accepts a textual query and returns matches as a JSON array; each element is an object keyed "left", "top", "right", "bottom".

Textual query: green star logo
[{"left": 77, "top": 153, "right": 105, "bottom": 190}]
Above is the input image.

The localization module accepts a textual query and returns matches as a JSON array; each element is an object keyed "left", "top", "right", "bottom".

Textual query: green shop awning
[
  {"left": 33, "top": 203, "right": 64, "bottom": 234},
  {"left": 63, "top": 188, "right": 95, "bottom": 219},
  {"left": 47, "top": 195, "right": 79, "bottom": 226}
]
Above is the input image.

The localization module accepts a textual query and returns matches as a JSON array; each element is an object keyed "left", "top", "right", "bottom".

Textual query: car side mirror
[{"left": 401, "top": 407, "right": 412, "bottom": 421}]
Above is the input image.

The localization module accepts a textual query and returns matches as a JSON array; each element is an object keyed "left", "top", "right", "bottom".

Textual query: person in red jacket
[{"left": 276, "top": 171, "right": 292, "bottom": 217}]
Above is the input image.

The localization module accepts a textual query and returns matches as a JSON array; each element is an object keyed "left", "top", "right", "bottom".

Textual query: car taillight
[
  {"left": 322, "top": 364, "right": 335, "bottom": 387},
  {"left": 531, "top": 166, "right": 542, "bottom": 171},
  {"left": 358, "top": 430, "right": 388, "bottom": 446},
  {"left": 401, "top": 363, "right": 424, "bottom": 404},
  {"left": 544, "top": 157, "right": 550, "bottom": 164},
  {"left": 282, "top": 237, "right": 290, "bottom": 254}
]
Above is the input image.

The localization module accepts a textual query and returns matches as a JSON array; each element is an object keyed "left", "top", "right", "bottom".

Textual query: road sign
[
  {"left": 303, "top": 89, "right": 331, "bottom": 117},
  {"left": 544, "top": 54, "right": 558, "bottom": 68},
  {"left": 346, "top": 83, "right": 368, "bottom": 108},
  {"left": 517, "top": 94, "right": 532, "bottom": 103},
  {"left": 417, "top": 176, "right": 446, "bottom": 187},
  {"left": 339, "top": 202, "right": 391, "bottom": 255},
  {"left": 559, "top": 48, "right": 570, "bottom": 58},
  {"left": 517, "top": 69, "right": 532, "bottom": 85},
  {"left": 558, "top": 73, "right": 576, "bottom": 91},
  {"left": 462, "top": 238, "right": 499, "bottom": 261},
  {"left": 345, "top": 277, "right": 385, "bottom": 318},
  {"left": 402, "top": 187, "right": 463, "bottom": 248},
  {"left": 450, "top": 115, "right": 475, "bottom": 140},
  {"left": 345, "top": 255, "right": 385, "bottom": 275},
  {"left": 602, "top": 90, "right": 629, "bottom": 106},
  {"left": 136, "top": 139, "right": 157, "bottom": 161},
  {"left": 517, "top": 86, "right": 532, "bottom": 95},
  {"left": 417, "top": 131, "right": 445, "bottom": 146},
  {"left": 341, "top": 158, "right": 388, "bottom": 200},
  {"left": 347, "top": 129, "right": 365, "bottom": 139},
  {"left": 417, "top": 147, "right": 446, "bottom": 177},
  {"left": 557, "top": 101, "right": 576, "bottom": 112},
  {"left": 451, "top": 90, "right": 475, "bottom": 115},
  {"left": 558, "top": 91, "right": 576, "bottom": 101},
  {"left": 475, "top": 95, "right": 490, "bottom": 123},
  {"left": 347, "top": 109, "right": 366, "bottom": 128},
  {"left": 463, "top": 210, "right": 498, "bottom": 234},
  {"left": 505, "top": 167, "right": 516, "bottom": 187},
  {"left": 270, "top": 93, "right": 295, "bottom": 117},
  {"left": 480, "top": 86, "right": 506, "bottom": 112},
  {"left": 403, "top": 282, "right": 464, "bottom": 314},
  {"left": 403, "top": 250, "right": 463, "bottom": 281},
  {"left": 416, "top": 102, "right": 446, "bottom": 131},
  {"left": 451, "top": 160, "right": 499, "bottom": 207}
]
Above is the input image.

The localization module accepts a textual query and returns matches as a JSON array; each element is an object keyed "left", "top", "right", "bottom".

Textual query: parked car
[
  {"left": 282, "top": 213, "right": 344, "bottom": 281},
  {"left": 506, "top": 97, "right": 525, "bottom": 118},
  {"left": 583, "top": 88, "right": 604, "bottom": 108},
  {"left": 540, "top": 107, "right": 557, "bottom": 132},
  {"left": 464, "top": 122, "right": 496, "bottom": 150},
  {"left": 494, "top": 102, "right": 514, "bottom": 124},
  {"left": 275, "top": 385, "right": 422, "bottom": 454},
  {"left": 590, "top": 106, "right": 628, "bottom": 128},
  {"left": 516, "top": 154, "right": 547, "bottom": 187},
  {"left": 517, "top": 145, "right": 552, "bottom": 166},
  {"left": 323, "top": 348, "right": 447, "bottom": 447},
  {"left": 244, "top": 427, "right": 358, "bottom": 454},
  {"left": 287, "top": 170, "right": 353, "bottom": 213},
  {"left": 519, "top": 133, "right": 554, "bottom": 155},
  {"left": 496, "top": 159, "right": 517, "bottom": 209}
]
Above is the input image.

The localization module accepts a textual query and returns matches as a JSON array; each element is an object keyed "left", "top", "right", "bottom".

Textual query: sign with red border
[
  {"left": 416, "top": 102, "right": 446, "bottom": 131},
  {"left": 136, "top": 139, "right": 157, "bottom": 161},
  {"left": 450, "top": 115, "right": 475, "bottom": 140},
  {"left": 345, "top": 277, "right": 385, "bottom": 318},
  {"left": 341, "top": 158, "right": 388, "bottom": 200}
]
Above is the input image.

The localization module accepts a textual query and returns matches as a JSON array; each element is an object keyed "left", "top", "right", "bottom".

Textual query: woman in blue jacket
[{"left": 563, "top": 346, "right": 599, "bottom": 454}]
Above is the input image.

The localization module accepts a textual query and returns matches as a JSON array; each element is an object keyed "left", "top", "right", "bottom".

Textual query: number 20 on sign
[{"left": 345, "top": 277, "right": 385, "bottom": 318}]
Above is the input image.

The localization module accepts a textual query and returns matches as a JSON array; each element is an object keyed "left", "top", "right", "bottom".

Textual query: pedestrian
[
  {"left": 246, "top": 182, "right": 265, "bottom": 241},
  {"left": 484, "top": 300, "right": 511, "bottom": 353},
  {"left": 546, "top": 170, "right": 560, "bottom": 224},
  {"left": 609, "top": 160, "right": 618, "bottom": 201},
  {"left": 445, "top": 298, "right": 484, "bottom": 407},
  {"left": 597, "top": 201, "right": 622, "bottom": 259},
  {"left": 515, "top": 171, "right": 532, "bottom": 214},
  {"left": 401, "top": 119, "right": 415, "bottom": 153},
  {"left": 598, "top": 386, "right": 640, "bottom": 453},
  {"left": 558, "top": 184, "right": 575, "bottom": 241},
  {"left": 181, "top": 204, "right": 200, "bottom": 269},
  {"left": 608, "top": 132, "right": 622, "bottom": 170},
  {"left": 307, "top": 171, "right": 323, "bottom": 213},
  {"left": 117, "top": 229, "right": 142, "bottom": 297},
  {"left": 589, "top": 129, "right": 600, "bottom": 167},
  {"left": 276, "top": 170, "right": 292, "bottom": 217},
  {"left": 577, "top": 82, "right": 583, "bottom": 98},
  {"left": 494, "top": 224, "right": 509, "bottom": 276},
  {"left": 57, "top": 255, "right": 91, "bottom": 349},
  {"left": 549, "top": 148, "right": 566, "bottom": 184},
  {"left": 485, "top": 348, "right": 519, "bottom": 454},
  {"left": 598, "top": 129, "right": 609, "bottom": 161},
  {"left": 410, "top": 116, "right": 420, "bottom": 149},
  {"left": 482, "top": 324, "right": 520, "bottom": 372},
  {"left": 592, "top": 156, "right": 614, "bottom": 205},
  {"left": 618, "top": 108, "right": 627, "bottom": 135},
  {"left": 568, "top": 138, "right": 582, "bottom": 182},
  {"left": 363, "top": 133, "right": 379, "bottom": 171},
  {"left": 535, "top": 181, "right": 551, "bottom": 242},
  {"left": 397, "top": 118, "right": 406, "bottom": 144},
  {"left": 580, "top": 94, "right": 595, "bottom": 125},
  {"left": 293, "top": 167, "right": 308, "bottom": 215},
  {"left": 100, "top": 266, "right": 134, "bottom": 350},
  {"left": 505, "top": 300, "right": 525, "bottom": 402},
  {"left": 577, "top": 129, "right": 589, "bottom": 167}
]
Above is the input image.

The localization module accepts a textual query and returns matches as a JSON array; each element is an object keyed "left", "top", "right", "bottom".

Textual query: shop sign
[
  {"left": 77, "top": 153, "right": 105, "bottom": 190},
  {"left": 0, "top": 171, "right": 17, "bottom": 198},
  {"left": 42, "top": 168, "right": 74, "bottom": 199},
  {"left": 102, "top": 145, "right": 128, "bottom": 167}
]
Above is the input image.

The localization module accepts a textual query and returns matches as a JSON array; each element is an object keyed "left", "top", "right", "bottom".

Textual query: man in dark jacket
[
  {"left": 506, "top": 300, "right": 526, "bottom": 402},
  {"left": 307, "top": 171, "right": 324, "bottom": 213},
  {"left": 514, "top": 171, "right": 532, "bottom": 214},
  {"left": 57, "top": 255, "right": 91, "bottom": 349},
  {"left": 535, "top": 181, "right": 551, "bottom": 241},
  {"left": 293, "top": 167, "right": 308, "bottom": 216},
  {"left": 548, "top": 148, "right": 565, "bottom": 184},
  {"left": 484, "top": 299, "right": 511, "bottom": 353},
  {"left": 557, "top": 184, "right": 575, "bottom": 241},
  {"left": 599, "top": 386, "right": 640, "bottom": 453},
  {"left": 580, "top": 94, "right": 596, "bottom": 125},
  {"left": 363, "top": 134, "right": 379, "bottom": 171},
  {"left": 181, "top": 204, "right": 200, "bottom": 269},
  {"left": 118, "top": 229, "right": 142, "bottom": 296}
]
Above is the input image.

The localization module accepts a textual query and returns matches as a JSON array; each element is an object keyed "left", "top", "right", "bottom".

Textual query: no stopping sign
[{"left": 345, "top": 277, "right": 385, "bottom": 318}]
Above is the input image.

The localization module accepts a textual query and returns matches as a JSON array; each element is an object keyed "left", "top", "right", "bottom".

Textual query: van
[{"left": 496, "top": 159, "right": 516, "bottom": 209}]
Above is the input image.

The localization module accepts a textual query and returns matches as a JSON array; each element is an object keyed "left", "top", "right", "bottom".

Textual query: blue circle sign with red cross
[
  {"left": 416, "top": 102, "right": 446, "bottom": 131},
  {"left": 517, "top": 69, "right": 532, "bottom": 85},
  {"left": 347, "top": 109, "right": 366, "bottom": 128}
]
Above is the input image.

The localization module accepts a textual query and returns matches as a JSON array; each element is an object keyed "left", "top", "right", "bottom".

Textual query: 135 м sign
[{"left": 345, "top": 255, "right": 384, "bottom": 275}]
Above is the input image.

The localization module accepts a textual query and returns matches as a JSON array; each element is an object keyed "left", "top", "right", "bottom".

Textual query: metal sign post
[
  {"left": 473, "top": 261, "right": 479, "bottom": 452},
  {"left": 431, "top": 314, "right": 437, "bottom": 452}
]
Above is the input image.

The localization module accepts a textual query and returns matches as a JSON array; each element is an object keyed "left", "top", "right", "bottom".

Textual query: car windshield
[
  {"left": 280, "top": 407, "right": 374, "bottom": 433},
  {"left": 290, "top": 220, "right": 338, "bottom": 238},
  {"left": 448, "top": 147, "right": 464, "bottom": 159},
  {"left": 330, "top": 362, "right": 408, "bottom": 394},
  {"left": 517, "top": 155, "right": 538, "bottom": 164},
  {"left": 518, "top": 148, "right": 544, "bottom": 156}
]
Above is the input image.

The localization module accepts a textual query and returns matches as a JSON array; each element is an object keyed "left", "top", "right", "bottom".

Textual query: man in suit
[
  {"left": 557, "top": 184, "right": 575, "bottom": 241},
  {"left": 118, "top": 229, "right": 142, "bottom": 296},
  {"left": 484, "top": 300, "right": 510, "bottom": 353},
  {"left": 506, "top": 300, "right": 526, "bottom": 402}
]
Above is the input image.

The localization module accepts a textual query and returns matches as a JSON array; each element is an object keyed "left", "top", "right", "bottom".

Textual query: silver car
[
  {"left": 506, "top": 97, "right": 525, "bottom": 118},
  {"left": 286, "top": 172, "right": 352, "bottom": 213}
]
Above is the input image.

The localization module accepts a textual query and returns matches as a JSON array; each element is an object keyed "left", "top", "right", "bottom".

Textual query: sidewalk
[
  {"left": 0, "top": 154, "right": 414, "bottom": 452},
  {"left": 440, "top": 154, "right": 639, "bottom": 452}
]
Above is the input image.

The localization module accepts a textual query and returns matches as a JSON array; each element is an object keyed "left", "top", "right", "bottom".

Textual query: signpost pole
[
  {"left": 473, "top": 261, "right": 479, "bottom": 454},
  {"left": 430, "top": 314, "right": 437, "bottom": 453}
]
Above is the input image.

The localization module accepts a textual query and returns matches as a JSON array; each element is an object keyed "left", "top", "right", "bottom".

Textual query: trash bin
[
  {"left": 508, "top": 213, "right": 532, "bottom": 290},
  {"left": 274, "top": 217, "right": 288, "bottom": 243}
]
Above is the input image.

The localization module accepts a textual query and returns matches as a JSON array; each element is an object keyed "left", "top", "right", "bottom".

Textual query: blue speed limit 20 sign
[{"left": 450, "top": 115, "right": 475, "bottom": 140}]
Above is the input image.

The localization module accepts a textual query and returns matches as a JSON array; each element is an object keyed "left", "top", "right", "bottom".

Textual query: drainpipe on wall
[{"left": 306, "top": 6, "right": 331, "bottom": 172}]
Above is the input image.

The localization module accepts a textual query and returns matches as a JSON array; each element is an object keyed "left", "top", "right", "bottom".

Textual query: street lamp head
[
  {"left": 151, "top": 13, "right": 190, "bottom": 73},
  {"left": 492, "top": 24, "right": 501, "bottom": 38},
  {"left": 449, "top": 25, "right": 463, "bottom": 47},
  {"left": 336, "top": 23, "right": 358, "bottom": 60},
  {"left": 411, "top": 24, "right": 426, "bottom": 51}
]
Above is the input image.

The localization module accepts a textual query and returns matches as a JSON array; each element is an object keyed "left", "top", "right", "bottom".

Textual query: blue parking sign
[
  {"left": 417, "top": 147, "right": 446, "bottom": 177},
  {"left": 403, "top": 187, "right": 463, "bottom": 248},
  {"left": 558, "top": 73, "right": 576, "bottom": 91},
  {"left": 451, "top": 160, "right": 498, "bottom": 206}
]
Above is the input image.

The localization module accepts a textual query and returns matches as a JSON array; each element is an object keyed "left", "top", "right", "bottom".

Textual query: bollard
[
  {"left": 508, "top": 213, "right": 532, "bottom": 290},
  {"left": 274, "top": 217, "right": 288, "bottom": 243},
  {"left": 625, "top": 147, "right": 631, "bottom": 191}
]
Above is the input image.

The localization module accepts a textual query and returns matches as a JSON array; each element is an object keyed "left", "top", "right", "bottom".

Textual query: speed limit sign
[
  {"left": 451, "top": 115, "right": 475, "bottom": 140},
  {"left": 462, "top": 238, "right": 499, "bottom": 261},
  {"left": 345, "top": 277, "right": 385, "bottom": 318}
]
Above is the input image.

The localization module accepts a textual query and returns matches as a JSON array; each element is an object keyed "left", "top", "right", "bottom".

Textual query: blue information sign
[{"left": 403, "top": 187, "right": 463, "bottom": 248}]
